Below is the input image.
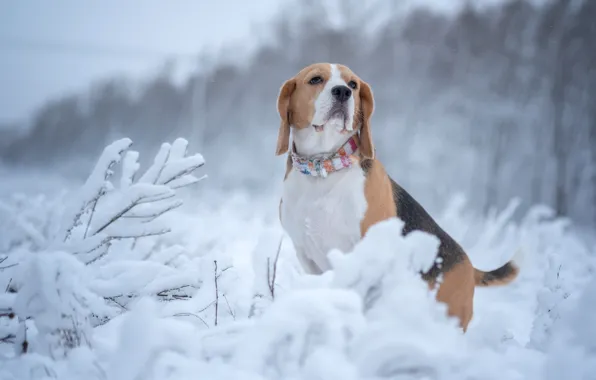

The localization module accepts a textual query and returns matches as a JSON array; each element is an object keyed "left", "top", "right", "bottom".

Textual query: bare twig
[
  {"left": 105, "top": 297, "right": 128, "bottom": 311},
  {"left": 109, "top": 229, "right": 171, "bottom": 240},
  {"left": 216, "top": 265, "right": 232, "bottom": 280},
  {"left": 0, "top": 309, "right": 15, "bottom": 319},
  {"left": 135, "top": 192, "right": 177, "bottom": 205},
  {"left": 162, "top": 162, "right": 205, "bottom": 186},
  {"left": 103, "top": 284, "right": 199, "bottom": 307},
  {"left": 83, "top": 197, "right": 100, "bottom": 239},
  {"left": 214, "top": 260, "right": 219, "bottom": 327},
  {"left": 15, "top": 317, "right": 28, "bottom": 355},
  {"left": 223, "top": 294, "right": 235, "bottom": 320},
  {"left": 156, "top": 284, "right": 197, "bottom": 300},
  {"left": 0, "top": 263, "right": 18, "bottom": 271},
  {"left": 73, "top": 237, "right": 112, "bottom": 265},
  {"left": 268, "top": 239, "right": 283, "bottom": 300},
  {"left": 198, "top": 300, "right": 216, "bottom": 314},
  {"left": 0, "top": 334, "right": 15, "bottom": 344},
  {"left": 172, "top": 312, "right": 209, "bottom": 328}
]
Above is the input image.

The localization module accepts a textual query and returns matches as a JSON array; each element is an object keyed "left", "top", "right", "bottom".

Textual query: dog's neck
[
  {"left": 292, "top": 121, "right": 359, "bottom": 157},
  {"left": 290, "top": 134, "right": 360, "bottom": 178}
]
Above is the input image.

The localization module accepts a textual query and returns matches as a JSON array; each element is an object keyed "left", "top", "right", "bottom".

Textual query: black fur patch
[
  {"left": 358, "top": 160, "right": 465, "bottom": 281},
  {"left": 389, "top": 178, "right": 465, "bottom": 281},
  {"left": 478, "top": 262, "right": 517, "bottom": 285}
]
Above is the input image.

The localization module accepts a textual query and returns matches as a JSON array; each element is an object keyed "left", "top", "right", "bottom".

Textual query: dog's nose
[{"left": 331, "top": 85, "right": 352, "bottom": 102}]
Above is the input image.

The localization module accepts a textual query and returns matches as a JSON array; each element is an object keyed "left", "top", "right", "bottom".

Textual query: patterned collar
[{"left": 291, "top": 135, "right": 359, "bottom": 178}]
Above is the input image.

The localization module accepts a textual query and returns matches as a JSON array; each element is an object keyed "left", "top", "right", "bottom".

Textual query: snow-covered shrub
[
  {"left": 0, "top": 137, "right": 212, "bottom": 366},
  {"left": 12, "top": 251, "right": 101, "bottom": 359},
  {"left": 88, "top": 218, "right": 522, "bottom": 380},
  {"left": 544, "top": 276, "right": 596, "bottom": 380},
  {"left": 0, "top": 192, "right": 65, "bottom": 253}
]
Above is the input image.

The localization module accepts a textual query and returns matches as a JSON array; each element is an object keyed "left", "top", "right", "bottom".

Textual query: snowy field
[{"left": 1, "top": 138, "right": 595, "bottom": 380}]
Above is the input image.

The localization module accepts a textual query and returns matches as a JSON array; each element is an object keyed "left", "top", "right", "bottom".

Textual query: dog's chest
[{"left": 281, "top": 166, "right": 368, "bottom": 271}]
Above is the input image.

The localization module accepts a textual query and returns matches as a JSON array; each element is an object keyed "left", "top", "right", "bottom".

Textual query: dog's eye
[
  {"left": 309, "top": 76, "right": 323, "bottom": 85},
  {"left": 348, "top": 80, "right": 357, "bottom": 89}
]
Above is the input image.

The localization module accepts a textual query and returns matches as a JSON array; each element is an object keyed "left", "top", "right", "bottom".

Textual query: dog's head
[{"left": 275, "top": 63, "right": 375, "bottom": 159}]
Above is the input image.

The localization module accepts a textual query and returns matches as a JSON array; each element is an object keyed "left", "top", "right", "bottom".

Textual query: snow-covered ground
[{"left": 0, "top": 139, "right": 595, "bottom": 380}]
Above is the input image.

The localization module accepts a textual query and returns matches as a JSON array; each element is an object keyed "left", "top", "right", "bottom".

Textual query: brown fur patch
[
  {"left": 285, "top": 63, "right": 332, "bottom": 130},
  {"left": 275, "top": 79, "right": 296, "bottom": 155},
  {"left": 434, "top": 257, "right": 476, "bottom": 332},
  {"left": 359, "top": 159, "right": 397, "bottom": 237}
]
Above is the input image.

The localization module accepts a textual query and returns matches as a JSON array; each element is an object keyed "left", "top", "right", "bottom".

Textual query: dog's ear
[
  {"left": 276, "top": 78, "right": 296, "bottom": 156},
  {"left": 358, "top": 80, "right": 375, "bottom": 160}
]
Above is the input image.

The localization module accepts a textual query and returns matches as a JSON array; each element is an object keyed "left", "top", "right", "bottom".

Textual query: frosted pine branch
[
  {"left": 60, "top": 138, "right": 133, "bottom": 243},
  {"left": 50, "top": 137, "right": 205, "bottom": 267},
  {"left": 89, "top": 184, "right": 175, "bottom": 236},
  {"left": 138, "top": 137, "right": 206, "bottom": 189},
  {"left": 121, "top": 198, "right": 183, "bottom": 221}
]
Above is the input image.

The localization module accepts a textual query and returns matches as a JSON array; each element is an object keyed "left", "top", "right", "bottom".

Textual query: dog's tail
[{"left": 474, "top": 260, "right": 519, "bottom": 287}]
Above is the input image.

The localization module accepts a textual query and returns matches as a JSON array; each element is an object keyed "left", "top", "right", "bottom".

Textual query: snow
[{"left": 0, "top": 139, "right": 595, "bottom": 380}]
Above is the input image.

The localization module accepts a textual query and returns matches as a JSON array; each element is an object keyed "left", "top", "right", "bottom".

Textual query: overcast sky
[{"left": 0, "top": 0, "right": 283, "bottom": 125}]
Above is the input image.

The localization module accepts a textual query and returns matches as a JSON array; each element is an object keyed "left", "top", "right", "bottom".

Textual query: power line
[{"left": 0, "top": 37, "right": 200, "bottom": 61}]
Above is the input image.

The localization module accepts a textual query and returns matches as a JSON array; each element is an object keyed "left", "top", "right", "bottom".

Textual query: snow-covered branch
[
  {"left": 59, "top": 138, "right": 133, "bottom": 244},
  {"left": 138, "top": 138, "right": 206, "bottom": 188},
  {"left": 48, "top": 137, "right": 205, "bottom": 266}
]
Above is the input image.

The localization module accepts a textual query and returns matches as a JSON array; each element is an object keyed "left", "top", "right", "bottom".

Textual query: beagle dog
[{"left": 275, "top": 63, "right": 519, "bottom": 332}]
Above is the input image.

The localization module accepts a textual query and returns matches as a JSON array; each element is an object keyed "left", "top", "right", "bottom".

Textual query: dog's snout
[{"left": 331, "top": 85, "right": 352, "bottom": 103}]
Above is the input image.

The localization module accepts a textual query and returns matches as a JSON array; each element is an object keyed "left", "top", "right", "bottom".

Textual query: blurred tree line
[{"left": 1, "top": 0, "right": 595, "bottom": 226}]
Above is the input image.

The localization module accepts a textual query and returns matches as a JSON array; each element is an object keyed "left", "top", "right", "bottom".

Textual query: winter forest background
[
  {"left": 2, "top": 0, "right": 596, "bottom": 227},
  {"left": 1, "top": 1, "right": 596, "bottom": 379}
]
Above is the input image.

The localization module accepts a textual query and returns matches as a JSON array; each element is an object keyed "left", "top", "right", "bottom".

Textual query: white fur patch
[{"left": 281, "top": 165, "right": 368, "bottom": 274}]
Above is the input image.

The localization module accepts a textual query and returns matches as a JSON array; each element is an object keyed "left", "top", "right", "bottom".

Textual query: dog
[{"left": 275, "top": 62, "right": 519, "bottom": 332}]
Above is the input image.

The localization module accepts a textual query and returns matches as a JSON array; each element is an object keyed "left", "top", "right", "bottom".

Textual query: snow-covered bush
[
  {"left": 544, "top": 275, "right": 596, "bottom": 380},
  {"left": 0, "top": 192, "right": 65, "bottom": 253},
  {"left": 0, "top": 137, "right": 215, "bottom": 367}
]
